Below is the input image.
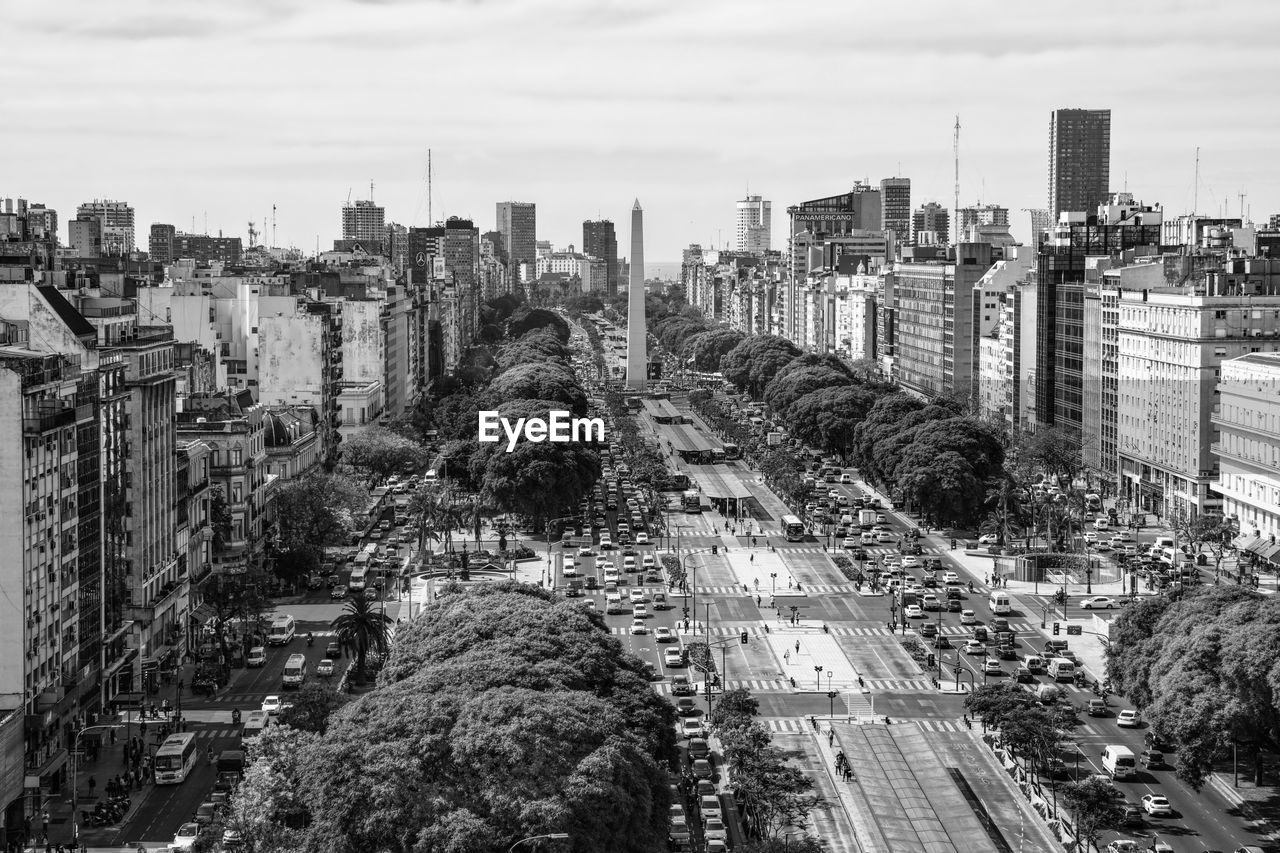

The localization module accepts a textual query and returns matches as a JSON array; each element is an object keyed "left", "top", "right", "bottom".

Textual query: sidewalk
[{"left": 768, "top": 628, "right": 861, "bottom": 692}]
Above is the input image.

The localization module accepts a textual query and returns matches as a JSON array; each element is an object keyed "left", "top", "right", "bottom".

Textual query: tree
[
  {"left": 209, "top": 484, "right": 233, "bottom": 552},
  {"left": 272, "top": 472, "right": 367, "bottom": 572},
  {"left": 714, "top": 687, "right": 759, "bottom": 724},
  {"left": 330, "top": 595, "right": 393, "bottom": 685},
  {"left": 201, "top": 570, "right": 272, "bottom": 676},
  {"left": 1016, "top": 426, "right": 1084, "bottom": 485},
  {"left": 681, "top": 327, "right": 745, "bottom": 372},
  {"left": 508, "top": 306, "right": 570, "bottom": 342},
  {"left": 341, "top": 428, "right": 429, "bottom": 487},
  {"left": 487, "top": 362, "right": 588, "bottom": 415},
  {"left": 720, "top": 335, "right": 801, "bottom": 398},
  {"left": 277, "top": 682, "right": 350, "bottom": 735},
  {"left": 734, "top": 745, "right": 821, "bottom": 840},
  {"left": 229, "top": 725, "right": 321, "bottom": 852},
  {"left": 1062, "top": 776, "right": 1124, "bottom": 852},
  {"left": 787, "top": 384, "right": 881, "bottom": 462}
]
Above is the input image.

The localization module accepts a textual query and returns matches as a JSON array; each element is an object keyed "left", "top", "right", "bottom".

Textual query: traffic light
[
  {"left": 711, "top": 545, "right": 718, "bottom": 555},
  {"left": 1053, "top": 622, "right": 1060, "bottom": 636},
  {"left": 927, "top": 653, "right": 935, "bottom": 668},
  {"left": 740, "top": 630, "right": 749, "bottom": 645}
]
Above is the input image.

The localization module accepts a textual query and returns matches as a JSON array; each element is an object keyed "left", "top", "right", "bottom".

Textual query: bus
[
  {"left": 348, "top": 565, "right": 369, "bottom": 592},
  {"left": 154, "top": 732, "right": 199, "bottom": 785},
  {"left": 353, "top": 542, "right": 377, "bottom": 568},
  {"left": 241, "top": 710, "right": 271, "bottom": 740},
  {"left": 710, "top": 448, "right": 726, "bottom": 463},
  {"left": 267, "top": 614, "right": 295, "bottom": 645},
  {"left": 722, "top": 443, "right": 740, "bottom": 460},
  {"left": 781, "top": 514, "right": 806, "bottom": 542},
  {"left": 681, "top": 490, "right": 703, "bottom": 513},
  {"left": 282, "top": 653, "right": 307, "bottom": 688}
]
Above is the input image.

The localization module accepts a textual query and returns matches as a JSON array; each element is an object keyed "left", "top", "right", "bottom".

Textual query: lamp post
[
  {"left": 508, "top": 833, "right": 570, "bottom": 852},
  {"left": 770, "top": 572, "right": 777, "bottom": 596},
  {"left": 71, "top": 723, "right": 124, "bottom": 843},
  {"left": 814, "top": 664, "right": 823, "bottom": 692},
  {"left": 827, "top": 689, "right": 838, "bottom": 720}
]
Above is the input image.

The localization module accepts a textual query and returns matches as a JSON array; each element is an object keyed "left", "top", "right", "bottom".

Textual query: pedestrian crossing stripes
[
  {"left": 696, "top": 584, "right": 859, "bottom": 595},
  {"left": 863, "top": 678, "right": 935, "bottom": 691},
  {"left": 826, "top": 621, "right": 1037, "bottom": 638},
  {"left": 192, "top": 727, "right": 241, "bottom": 739},
  {"left": 611, "top": 625, "right": 768, "bottom": 637},
  {"left": 652, "top": 678, "right": 787, "bottom": 695},
  {"left": 781, "top": 546, "right": 899, "bottom": 555}
]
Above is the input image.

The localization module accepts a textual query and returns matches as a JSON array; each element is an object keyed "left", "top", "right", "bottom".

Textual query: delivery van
[{"left": 1101, "top": 744, "right": 1137, "bottom": 780}]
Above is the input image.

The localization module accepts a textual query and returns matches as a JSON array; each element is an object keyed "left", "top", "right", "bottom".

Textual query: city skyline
[{"left": 6, "top": 0, "right": 1280, "bottom": 263}]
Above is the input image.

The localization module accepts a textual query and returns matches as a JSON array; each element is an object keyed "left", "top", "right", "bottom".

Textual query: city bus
[
  {"left": 353, "top": 542, "right": 377, "bottom": 568},
  {"left": 154, "top": 732, "right": 199, "bottom": 785},
  {"left": 682, "top": 490, "right": 703, "bottom": 513},
  {"left": 781, "top": 514, "right": 806, "bottom": 542},
  {"left": 710, "top": 448, "right": 726, "bottom": 463},
  {"left": 722, "top": 443, "right": 740, "bottom": 460},
  {"left": 348, "top": 565, "right": 369, "bottom": 592}
]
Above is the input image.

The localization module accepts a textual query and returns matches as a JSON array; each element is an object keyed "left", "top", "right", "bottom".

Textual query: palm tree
[
  {"left": 407, "top": 489, "right": 442, "bottom": 555},
  {"left": 330, "top": 595, "right": 392, "bottom": 686}
]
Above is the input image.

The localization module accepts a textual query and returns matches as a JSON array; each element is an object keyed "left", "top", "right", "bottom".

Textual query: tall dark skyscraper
[
  {"left": 1048, "top": 108, "right": 1111, "bottom": 219},
  {"left": 495, "top": 201, "right": 536, "bottom": 280},
  {"left": 879, "top": 177, "right": 911, "bottom": 244},
  {"left": 582, "top": 219, "right": 619, "bottom": 295}
]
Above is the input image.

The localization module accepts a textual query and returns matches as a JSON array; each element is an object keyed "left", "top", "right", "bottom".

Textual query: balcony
[
  {"left": 24, "top": 406, "right": 76, "bottom": 434},
  {"left": 125, "top": 576, "right": 184, "bottom": 622}
]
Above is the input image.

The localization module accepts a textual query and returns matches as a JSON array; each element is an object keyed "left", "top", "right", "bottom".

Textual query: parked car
[{"left": 1141, "top": 794, "right": 1173, "bottom": 816}]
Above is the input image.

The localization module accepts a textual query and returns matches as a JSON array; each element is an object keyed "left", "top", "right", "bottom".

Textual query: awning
[
  {"left": 1233, "top": 534, "right": 1261, "bottom": 552},
  {"left": 189, "top": 603, "right": 216, "bottom": 625},
  {"left": 1246, "top": 538, "right": 1275, "bottom": 557},
  {"left": 1258, "top": 543, "right": 1280, "bottom": 565},
  {"left": 686, "top": 465, "right": 756, "bottom": 500}
]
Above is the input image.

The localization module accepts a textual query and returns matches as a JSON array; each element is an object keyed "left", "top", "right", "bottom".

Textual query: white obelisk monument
[{"left": 625, "top": 199, "right": 647, "bottom": 388}]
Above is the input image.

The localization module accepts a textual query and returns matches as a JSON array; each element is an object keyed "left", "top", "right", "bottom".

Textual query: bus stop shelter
[
  {"left": 687, "top": 464, "right": 755, "bottom": 517},
  {"left": 667, "top": 424, "right": 719, "bottom": 464},
  {"left": 641, "top": 397, "right": 686, "bottom": 424}
]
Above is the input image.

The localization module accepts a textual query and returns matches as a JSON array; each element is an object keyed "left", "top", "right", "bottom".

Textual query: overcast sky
[{"left": 7, "top": 0, "right": 1279, "bottom": 266}]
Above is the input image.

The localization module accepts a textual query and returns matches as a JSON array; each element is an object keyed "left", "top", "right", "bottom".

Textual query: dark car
[
  {"left": 676, "top": 698, "right": 700, "bottom": 717},
  {"left": 947, "top": 599, "right": 963, "bottom": 613},
  {"left": 932, "top": 635, "right": 952, "bottom": 649},
  {"left": 1141, "top": 749, "right": 1166, "bottom": 768},
  {"left": 920, "top": 623, "right": 938, "bottom": 638},
  {"left": 326, "top": 641, "right": 342, "bottom": 658},
  {"left": 1014, "top": 666, "right": 1035, "bottom": 683},
  {"left": 946, "top": 588, "right": 963, "bottom": 601}
]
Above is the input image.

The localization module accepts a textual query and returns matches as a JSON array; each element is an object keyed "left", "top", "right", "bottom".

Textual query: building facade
[
  {"left": 912, "top": 202, "right": 950, "bottom": 246},
  {"left": 496, "top": 202, "right": 536, "bottom": 282},
  {"left": 341, "top": 200, "right": 386, "bottom": 243},
  {"left": 582, "top": 219, "right": 619, "bottom": 295},
  {"left": 1048, "top": 108, "right": 1111, "bottom": 219},
  {"left": 1213, "top": 352, "right": 1280, "bottom": 543},
  {"left": 879, "top": 178, "right": 911, "bottom": 247},
  {"left": 75, "top": 199, "right": 135, "bottom": 255},
  {"left": 735, "top": 195, "right": 772, "bottom": 253}
]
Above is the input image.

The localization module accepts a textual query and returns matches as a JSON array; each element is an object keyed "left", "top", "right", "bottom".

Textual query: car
[
  {"left": 194, "top": 802, "right": 219, "bottom": 826},
  {"left": 655, "top": 627, "right": 676, "bottom": 643},
  {"left": 688, "top": 738, "right": 711, "bottom": 760},
  {"left": 1014, "top": 666, "right": 1035, "bottom": 683},
  {"left": 960, "top": 610, "right": 977, "bottom": 625},
  {"left": 642, "top": 554, "right": 656, "bottom": 569},
  {"left": 630, "top": 620, "right": 647, "bottom": 635},
  {"left": 900, "top": 555, "right": 920, "bottom": 569},
  {"left": 991, "top": 617, "right": 1010, "bottom": 632},
  {"left": 921, "top": 594, "right": 940, "bottom": 611},
  {"left": 1082, "top": 531, "right": 1099, "bottom": 543},
  {"left": 703, "top": 817, "right": 728, "bottom": 842},
  {"left": 171, "top": 822, "right": 200, "bottom": 851},
  {"left": 920, "top": 623, "right": 938, "bottom": 638},
  {"left": 680, "top": 718, "right": 704, "bottom": 738},
  {"left": 1141, "top": 749, "right": 1166, "bottom": 768},
  {"left": 1105, "top": 841, "right": 1141, "bottom": 853},
  {"left": 972, "top": 626, "right": 988, "bottom": 642},
  {"left": 671, "top": 674, "right": 696, "bottom": 696},
  {"left": 364, "top": 587, "right": 378, "bottom": 600},
  {"left": 932, "top": 635, "right": 952, "bottom": 648},
  {"left": 633, "top": 603, "right": 649, "bottom": 618},
  {"left": 326, "top": 641, "right": 342, "bottom": 658},
  {"left": 246, "top": 646, "right": 266, "bottom": 668},
  {"left": 1081, "top": 596, "right": 1115, "bottom": 610},
  {"left": 691, "top": 759, "right": 713, "bottom": 780},
  {"left": 943, "top": 571, "right": 960, "bottom": 584},
  {"left": 1141, "top": 794, "right": 1173, "bottom": 816},
  {"left": 562, "top": 561, "right": 578, "bottom": 577},
  {"left": 330, "top": 584, "right": 347, "bottom": 599},
  {"left": 947, "top": 599, "right": 963, "bottom": 613},
  {"left": 578, "top": 545, "right": 595, "bottom": 557},
  {"left": 963, "top": 640, "right": 986, "bottom": 655},
  {"left": 1117, "top": 709, "right": 1142, "bottom": 728},
  {"left": 629, "top": 588, "right": 646, "bottom": 603},
  {"left": 977, "top": 534, "right": 999, "bottom": 544},
  {"left": 635, "top": 532, "right": 649, "bottom": 544},
  {"left": 1094, "top": 517, "right": 1110, "bottom": 531},
  {"left": 316, "top": 659, "right": 335, "bottom": 677},
  {"left": 904, "top": 604, "right": 923, "bottom": 619},
  {"left": 261, "top": 695, "right": 282, "bottom": 715},
  {"left": 664, "top": 648, "right": 684, "bottom": 667},
  {"left": 1087, "top": 698, "right": 1108, "bottom": 716},
  {"left": 982, "top": 658, "right": 1003, "bottom": 675}
]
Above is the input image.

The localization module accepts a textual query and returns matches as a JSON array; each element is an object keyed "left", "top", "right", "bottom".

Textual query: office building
[
  {"left": 1214, "top": 352, "right": 1280, "bottom": 544},
  {"left": 149, "top": 224, "right": 243, "bottom": 266},
  {"left": 75, "top": 199, "right": 136, "bottom": 255},
  {"left": 880, "top": 178, "right": 911, "bottom": 245},
  {"left": 912, "top": 202, "right": 950, "bottom": 246},
  {"left": 1048, "top": 108, "right": 1111, "bottom": 219},
  {"left": 736, "top": 195, "right": 772, "bottom": 253},
  {"left": 583, "top": 220, "right": 619, "bottom": 295},
  {"left": 341, "top": 199, "right": 385, "bottom": 243},
  {"left": 496, "top": 202, "right": 536, "bottom": 281}
]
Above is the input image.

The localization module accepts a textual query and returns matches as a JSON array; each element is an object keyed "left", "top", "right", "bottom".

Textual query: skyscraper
[
  {"left": 911, "top": 202, "right": 950, "bottom": 246},
  {"left": 626, "top": 200, "right": 647, "bottom": 388},
  {"left": 879, "top": 178, "right": 911, "bottom": 244},
  {"left": 1048, "top": 108, "right": 1111, "bottom": 219},
  {"left": 76, "top": 198, "right": 135, "bottom": 254},
  {"left": 496, "top": 202, "right": 536, "bottom": 281},
  {"left": 342, "top": 199, "right": 385, "bottom": 243},
  {"left": 735, "top": 195, "right": 771, "bottom": 253},
  {"left": 582, "top": 219, "right": 619, "bottom": 295}
]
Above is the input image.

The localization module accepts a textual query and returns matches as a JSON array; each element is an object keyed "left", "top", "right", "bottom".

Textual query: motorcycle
[{"left": 306, "top": 633, "right": 314, "bottom": 647}]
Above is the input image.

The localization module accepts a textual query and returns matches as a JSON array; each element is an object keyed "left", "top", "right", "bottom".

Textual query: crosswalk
[
  {"left": 652, "top": 678, "right": 787, "bottom": 695},
  {"left": 758, "top": 716, "right": 1115, "bottom": 735},
  {"left": 782, "top": 545, "right": 900, "bottom": 555},
  {"left": 611, "top": 621, "right": 1037, "bottom": 638},
  {"left": 696, "top": 583, "right": 860, "bottom": 595}
]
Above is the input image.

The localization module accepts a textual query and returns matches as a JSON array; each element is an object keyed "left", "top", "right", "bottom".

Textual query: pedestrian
[
  {"left": 810, "top": 715, "right": 818, "bottom": 730},
  {"left": 756, "top": 594, "right": 761, "bottom": 606},
  {"left": 857, "top": 675, "right": 865, "bottom": 689},
  {"left": 41, "top": 810, "right": 49, "bottom": 837},
  {"left": 87, "top": 775, "right": 96, "bottom": 799},
  {"left": 827, "top": 729, "right": 834, "bottom": 746},
  {"left": 109, "top": 728, "right": 117, "bottom": 746},
  {"left": 749, "top": 554, "right": 754, "bottom": 563},
  {"left": 795, "top": 640, "right": 800, "bottom": 654}
]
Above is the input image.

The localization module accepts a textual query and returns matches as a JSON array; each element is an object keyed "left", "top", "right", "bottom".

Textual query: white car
[
  {"left": 578, "top": 546, "right": 595, "bottom": 557},
  {"left": 877, "top": 530, "right": 896, "bottom": 543},
  {"left": 843, "top": 538, "right": 860, "bottom": 550},
  {"left": 680, "top": 718, "right": 705, "bottom": 738},
  {"left": 630, "top": 620, "right": 647, "bottom": 635},
  {"left": 1094, "top": 517, "right": 1110, "bottom": 531},
  {"left": 921, "top": 594, "right": 940, "bottom": 611},
  {"left": 1117, "top": 709, "right": 1142, "bottom": 728},
  {"left": 642, "top": 554, "right": 656, "bottom": 569},
  {"left": 960, "top": 610, "right": 977, "bottom": 625},
  {"left": 655, "top": 627, "right": 676, "bottom": 643},
  {"left": 943, "top": 571, "right": 959, "bottom": 585},
  {"left": 600, "top": 561, "right": 616, "bottom": 574},
  {"left": 633, "top": 603, "right": 649, "bottom": 618},
  {"left": 840, "top": 473, "right": 853, "bottom": 483},
  {"left": 629, "top": 588, "right": 646, "bottom": 603},
  {"left": 261, "top": 695, "right": 283, "bottom": 716},
  {"left": 1141, "top": 794, "right": 1173, "bottom": 816},
  {"left": 977, "top": 533, "right": 999, "bottom": 545},
  {"left": 899, "top": 555, "right": 920, "bottom": 569},
  {"left": 562, "top": 562, "right": 578, "bottom": 577},
  {"left": 171, "top": 822, "right": 200, "bottom": 851},
  {"left": 635, "top": 532, "right": 649, "bottom": 544},
  {"left": 1082, "top": 531, "right": 1099, "bottom": 543},
  {"left": 963, "top": 640, "right": 986, "bottom": 655},
  {"left": 663, "top": 648, "right": 684, "bottom": 666},
  {"left": 904, "top": 604, "right": 923, "bottom": 619},
  {"left": 1081, "top": 596, "right": 1115, "bottom": 610}
]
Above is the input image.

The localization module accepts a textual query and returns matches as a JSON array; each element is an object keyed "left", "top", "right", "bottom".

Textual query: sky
[{"left": 6, "top": 0, "right": 1280, "bottom": 267}]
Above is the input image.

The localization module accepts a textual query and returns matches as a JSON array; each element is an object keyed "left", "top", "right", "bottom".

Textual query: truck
[{"left": 857, "top": 509, "right": 878, "bottom": 529}]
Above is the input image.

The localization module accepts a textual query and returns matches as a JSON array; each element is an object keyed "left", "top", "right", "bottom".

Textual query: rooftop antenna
[
  {"left": 428, "top": 149, "right": 433, "bottom": 226},
  {"left": 272, "top": 204, "right": 277, "bottom": 247},
  {"left": 370, "top": 179, "right": 375, "bottom": 202},
  {"left": 953, "top": 115, "right": 960, "bottom": 246},
  {"left": 1193, "top": 147, "right": 1199, "bottom": 215},
  {"left": 203, "top": 210, "right": 207, "bottom": 235},
  {"left": 1239, "top": 191, "right": 1246, "bottom": 221}
]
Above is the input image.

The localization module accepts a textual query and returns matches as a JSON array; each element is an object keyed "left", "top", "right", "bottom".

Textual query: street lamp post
[
  {"left": 508, "top": 833, "right": 570, "bottom": 852},
  {"left": 71, "top": 723, "right": 124, "bottom": 843},
  {"left": 770, "top": 572, "right": 777, "bottom": 596},
  {"left": 814, "top": 665, "right": 823, "bottom": 692}
]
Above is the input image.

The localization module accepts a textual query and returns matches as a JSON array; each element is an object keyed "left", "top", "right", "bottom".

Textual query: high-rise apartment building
[
  {"left": 149, "top": 224, "right": 243, "bottom": 266},
  {"left": 735, "top": 195, "right": 772, "bottom": 253},
  {"left": 912, "top": 202, "right": 950, "bottom": 246},
  {"left": 496, "top": 202, "right": 536, "bottom": 281},
  {"left": 1048, "top": 108, "right": 1111, "bottom": 219},
  {"left": 76, "top": 199, "right": 136, "bottom": 254},
  {"left": 341, "top": 199, "right": 385, "bottom": 243},
  {"left": 582, "top": 220, "right": 619, "bottom": 295},
  {"left": 879, "top": 178, "right": 911, "bottom": 244}
]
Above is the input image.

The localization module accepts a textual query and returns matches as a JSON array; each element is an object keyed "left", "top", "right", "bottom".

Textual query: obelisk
[{"left": 625, "top": 199, "right": 647, "bottom": 388}]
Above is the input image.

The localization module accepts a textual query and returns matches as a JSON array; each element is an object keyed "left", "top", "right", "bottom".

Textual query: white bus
[
  {"left": 282, "top": 653, "right": 307, "bottom": 688},
  {"left": 267, "top": 614, "right": 296, "bottom": 645},
  {"left": 353, "top": 542, "right": 377, "bottom": 568},
  {"left": 781, "top": 514, "right": 806, "bottom": 542},
  {"left": 154, "top": 732, "right": 198, "bottom": 785},
  {"left": 989, "top": 591, "right": 1011, "bottom": 615},
  {"left": 348, "top": 565, "right": 369, "bottom": 592}
]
